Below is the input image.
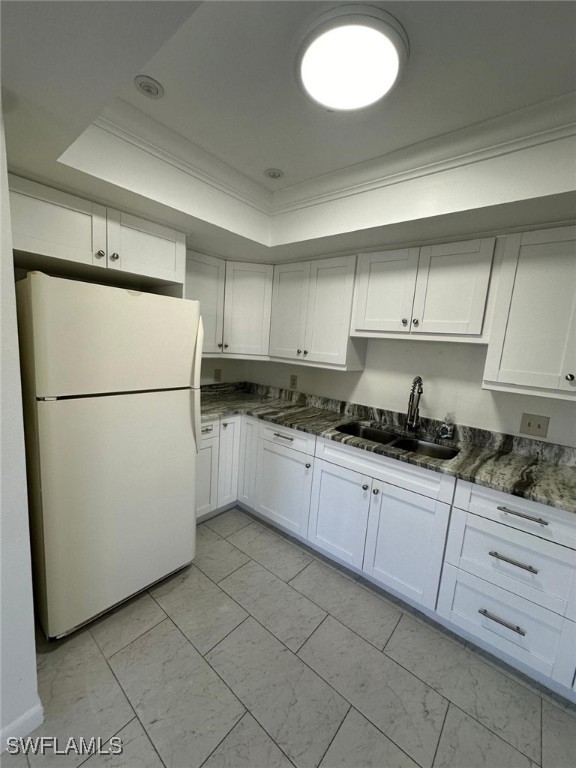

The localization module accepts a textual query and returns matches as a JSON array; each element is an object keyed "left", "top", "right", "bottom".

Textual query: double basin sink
[{"left": 336, "top": 422, "right": 460, "bottom": 461}]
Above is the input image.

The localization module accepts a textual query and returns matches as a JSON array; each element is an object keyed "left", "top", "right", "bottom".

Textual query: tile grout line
[
  {"left": 162, "top": 614, "right": 299, "bottom": 768},
  {"left": 429, "top": 700, "right": 451, "bottom": 768},
  {"left": 379, "top": 639, "right": 542, "bottom": 764},
  {"left": 90, "top": 602, "right": 168, "bottom": 660},
  {"left": 87, "top": 631, "right": 168, "bottom": 768},
  {"left": 314, "top": 703, "right": 352, "bottom": 768}
]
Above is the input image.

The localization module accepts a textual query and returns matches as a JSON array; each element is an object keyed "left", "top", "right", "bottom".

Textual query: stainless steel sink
[
  {"left": 336, "top": 423, "right": 460, "bottom": 460},
  {"left": 336, "top": 423, "right": 397, "bottom": 445},
  {"left": 391, "top": 437, "right": 460, "bottom": 460}
]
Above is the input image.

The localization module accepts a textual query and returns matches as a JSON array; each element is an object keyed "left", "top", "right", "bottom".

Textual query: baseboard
[
  {"left": 1, "top": 699, "right": 44, "bottom": 753},
  {"left": 196, "top": 501, "right": 237, "bottom": 524}
]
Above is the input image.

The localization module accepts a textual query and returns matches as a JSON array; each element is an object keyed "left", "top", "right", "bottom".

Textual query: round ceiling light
[
  {"left": 296, "top": 5, "right": 409, "bottom": 111},
  {"left": 134, "top": 75, "right": 165, "bottom": 100}
]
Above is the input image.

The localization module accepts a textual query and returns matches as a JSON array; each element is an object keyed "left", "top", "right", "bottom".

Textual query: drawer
[
  {"left": 200, "top": 420, "right": 220, "bottom": 439},
  {"left": 454, "top": 480, "right": 576, "bottom": 550},
  {"left": 258, "top": 421, "right": 316, "bottom": 455},
  {"left": 438, "top": 565, "right": 565, "bottom": 677},
  {"left": 446, "top": 508, "right": 576, "bottom": 615},
  {"left": 315, "top": 437, "right": 455, "bottom": 502}
]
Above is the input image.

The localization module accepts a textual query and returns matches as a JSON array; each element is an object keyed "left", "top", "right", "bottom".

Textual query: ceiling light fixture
[
  {"left": 296, "top": 5, "right": 409, "bottom": 111},
  {"left": 134, "top": 75, "right": 165, "bottom": 100},
  {"left": 264, "top": 168, "right": 284, "bottom": 179}
]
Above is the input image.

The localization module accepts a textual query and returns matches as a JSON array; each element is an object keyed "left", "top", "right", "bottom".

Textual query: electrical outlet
[
  {"left": 520, "top": 413, "right": 549, "bottom": 438},
  {"left": 289, "top": 374, "right": 298, "bottom": 389},
  {"left": 213, "top": 368, "right": 222, "bottom": 383}
]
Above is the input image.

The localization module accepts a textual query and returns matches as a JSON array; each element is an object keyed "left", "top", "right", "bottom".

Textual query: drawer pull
[
  {"left": 478, "top": 608, "right": 526, "bottom": 636},
  {"left": 497, "top": 506, "right": 548, "bottom": 526},
  {"left": 489, "top": 550, "right": 539, "bottom": 574},
  {"left": 273, "top": 432, "right": 293, "bottom": 442},
  {"left": 201, "top": 426, "right": 213, "bottom": 434}
]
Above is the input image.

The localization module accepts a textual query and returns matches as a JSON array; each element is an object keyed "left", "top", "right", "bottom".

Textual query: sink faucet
[{"left": 405, "top": 376, "right": 423, "bottom": 431}]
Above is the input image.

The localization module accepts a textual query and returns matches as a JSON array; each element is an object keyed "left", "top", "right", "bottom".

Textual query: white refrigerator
[{"left": 16, "top": 272, "right": 203, "bottom": 638}]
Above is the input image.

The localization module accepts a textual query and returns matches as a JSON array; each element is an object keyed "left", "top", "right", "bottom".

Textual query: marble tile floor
[{"left": 7, "top": 507, "right": 576, "bottom": 768}]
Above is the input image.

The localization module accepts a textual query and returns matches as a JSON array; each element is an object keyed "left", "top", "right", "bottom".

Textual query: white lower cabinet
[
  {"left": 308, "top": 459, "right": 371, "bottom": 569},
  {"left": 439, "top": 484, "right": 576, "bottom": 691},
  {"left": 237, "top": 416, "right": 258, "bottom": 507},
  {"left": 254, "top": 437, "right": 313, "bottom": 536},
  {"left": 363, "top": 482, "right": 451, "bottom": 609},
  {"left": 196, "top": 421, "right": 220, "bottom": 518},
  {"left": 217, "top": 416, "right": 241, "bottom": 508}
]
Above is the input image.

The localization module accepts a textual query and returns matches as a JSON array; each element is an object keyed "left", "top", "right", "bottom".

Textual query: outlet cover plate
[
  {"left": 289, "top": 374, "right": 298, "bottom": 389},
  {"left": 520, "top": 413, "right": 549, "bottom": 438},
  {"left": 213, "top": 368, "right": 222, "bottom": 383}
]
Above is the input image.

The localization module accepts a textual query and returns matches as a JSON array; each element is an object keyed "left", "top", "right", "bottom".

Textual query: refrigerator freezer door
[
  {"left": 19, "top": 272, "right": 200, "bottom": 397},
  {"left": 35, "top": 390, "right": 197, "bottom": 638}
]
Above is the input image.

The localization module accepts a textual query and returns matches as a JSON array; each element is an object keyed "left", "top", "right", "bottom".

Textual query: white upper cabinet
[
  {"left": 223, "top": 262, "right": 272, "bottom": 355},
  {"left": 186, "top": 253, "right": 272, "bottom": 357},
  {"left": 268, "top": 262, "right": 309, "bottom": 360},
  {"left": 352, "top": 248, "right": 419, "bottom": 334},
  {"left": 185, "top": 252, "right": 225, "bottom": 354},
  {"left": 9, "top": 176, "right": 185, "bottom": 284},
  {"left": 352, "top": 238, "right": 495, "bottom": 340},
  {"left": 10, "top": 175, "right": 107, "bottom": 267},
  {"left": 483, "top": 227, "right": 576, "bottom": 399},
  {"left": 269, "top": 255, "right": 365, "bottom": 369},
  {"left": 106, "top": 210, "right": 185, "bottom": 283}
]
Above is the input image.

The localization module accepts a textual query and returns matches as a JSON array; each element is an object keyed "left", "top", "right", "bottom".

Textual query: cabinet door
[
  {"left": 107, "top": 210, "right": 185, "bottom": 283},
  {"left": 185, "top": 252, "right": 225, "bottom": 354},
  {"left": 223, "top": 262, "right": 272, "bottom": 355},
  {"left": 196, "top": 436, "right": 220, "bottom": 518},
  {"left": 238, "top": 416, "right": 258, "bottom": 507},
  {"left": 351, "top": 249, "right": 419, "bottom": 334},
  {"left": 364, "top": 482, "right": 450, "bottom": 609},
  {"left": 308, "top": 459, "right": 371, "bottom": 569},
  {"left": 304, "top": 256, "right": 356, "bottom": 365},
  {"left": 269, "top": 262, "right": 310, "bottom": 360},
  {"left": 217, "top": 417, "right": 241, "bottom": 507},
  {"left": 254, "top": 439, "right": 313, "bottom": 535},
  {"left": 9, "top": 176, "right": 107, "bottom": 267},
  {"left": 484, "top": 228, "right": 576, "bottom": 393},
  {"left": 412, "top": 238, "right": 494, "bottom": 335}
]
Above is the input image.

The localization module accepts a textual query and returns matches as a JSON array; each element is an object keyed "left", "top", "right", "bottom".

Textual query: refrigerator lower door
[{"left": 35, "top": 389, "right": 197, "bottom": 638}]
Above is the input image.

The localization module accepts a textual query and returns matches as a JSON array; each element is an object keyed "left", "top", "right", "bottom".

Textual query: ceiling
[
  {"left": 114, "top": 0, "right": 576, "bottom": 192},
  {"left": 2, "top": 1, "right": 576, "bottom": 260}
]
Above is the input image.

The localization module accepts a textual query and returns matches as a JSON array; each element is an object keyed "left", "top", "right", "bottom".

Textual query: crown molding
[
  {"left": 94, "top": 100, "right": 272, "bottom": 215},
  {"left": 271, "top": 93, "right": 576, "bottom": 214},
  {"left": 81, "top": 93, "right": 576, "bottom": 229}
]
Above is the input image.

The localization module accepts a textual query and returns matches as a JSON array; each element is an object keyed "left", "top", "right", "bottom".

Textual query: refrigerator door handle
[
  {"left": 193, "top": 316, "right": 204, "bottom": 390},
  {"left": 192, "top": 389, "right": 201, "bottom": 453}
]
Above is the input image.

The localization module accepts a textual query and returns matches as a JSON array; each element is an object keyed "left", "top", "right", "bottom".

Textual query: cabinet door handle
[
  {"left": 110, "top": 252, "right": 120, "bottom": 261},
  {"left": 222, "top": 422, "right": 228, "bottom": 428},
  {"left": 478, "top": 608, "right": 526, "bottom": 636},
  {"left": 412, "top": 318, "right": 419, "bottom": 326},
  {"left": 217, "top": 343, "right": 223, "bottom": 349},
  {"left": 489, "top": 550, "right": 538, "bottom": 574},
  {"left": 273, "top": 432, "right": 293, "bottom": 441},
  {"left": 372, "top": 488, "right": 380, "bottom": 495},
  {"left": 362, "top": 484, "right": 369, "bottom": 491},
  {"left": 566, "top": 374, "right": 575, "bottom": 382},
  {"left": 303, "top": 350, "right": 309, "bottom": 356},
  {"left": 297, "top": 349, "right": 302, "bottom": 355},
  {"left": 201, "top": 426, "right": 213, "bottom": 434},
  {"left": 224, "top": 343, "right": 229, "bottom": 349},
  {"left": 497, "top": 506, "right": 548, "bottom": 526},
  {"left": 401, "top": 318, "right": 408, "bottom": 326},
  {"left": 305, "top": 463, "right": 311, "bottom": 469},
  {"left": 95, "top": 249, "right": 106, "bottom": 259}
]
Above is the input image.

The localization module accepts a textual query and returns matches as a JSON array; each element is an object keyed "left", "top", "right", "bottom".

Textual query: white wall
[
  {"left": 207, "top": 339, "right": 576, "bottom": 447},
  {"left": 0, "top": 107, "right": 42, "bottom": 747}
]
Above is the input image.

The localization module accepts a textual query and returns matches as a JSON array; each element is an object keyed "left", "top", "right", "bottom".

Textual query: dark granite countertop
[{"left": 200, "top": 391, "right": 576, "bottom": 515}]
